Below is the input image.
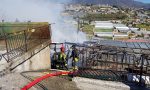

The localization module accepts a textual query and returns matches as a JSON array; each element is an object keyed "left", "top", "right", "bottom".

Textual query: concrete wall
[
  {"left": 0, "top": 45, "right": 51, "bottom": 74},
  {"left": 13, "top": 46, "right": 51, "bottom": 72}
]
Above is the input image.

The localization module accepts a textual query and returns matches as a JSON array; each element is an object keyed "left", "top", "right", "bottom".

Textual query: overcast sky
[{"left": 135, "top": 0, "right": 150, "bottom": 3}]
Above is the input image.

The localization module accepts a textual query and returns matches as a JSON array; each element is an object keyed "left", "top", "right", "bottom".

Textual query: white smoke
[{"left": 0, "top": 0, "right": 87, "bottom": 43}]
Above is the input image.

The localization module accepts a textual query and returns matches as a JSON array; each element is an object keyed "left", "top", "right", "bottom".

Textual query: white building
[
  {"left": 114, "top": 24, "right": 130, "bottom": 32},
  {"left": 95, "top": 21, "right": 114, "bottom": 29},
  {"left": 95, "top": 32, "right": 113, "bottom": 37},
  {"left": 94, "top": 21, "right": 130, "bottom": 40}
]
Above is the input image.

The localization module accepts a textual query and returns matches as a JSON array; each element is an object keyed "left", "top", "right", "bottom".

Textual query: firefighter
[
  {"left": 57, "top": 46, "right": 68, "bottom": 70},
  {"left": 51, "top": 45, "right": 58, "bottom": 69},
  {"left": 51, "top": 51, "right": 57, "bottom": 69},
  {"left": 70, "top": 45, "right": 79, "bottom": 71}
]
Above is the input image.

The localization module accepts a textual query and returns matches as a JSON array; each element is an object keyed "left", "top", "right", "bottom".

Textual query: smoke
[{"left": 0, "top": 0, "right": 87, "bottom": 43}]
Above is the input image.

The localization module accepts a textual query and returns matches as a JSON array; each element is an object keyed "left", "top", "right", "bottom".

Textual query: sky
[
  {"left": 135, "top": 0, "right": 150, "bottom": 3},
  {"left": 0, "top": 0, "right": 86, "bottom": 43}
]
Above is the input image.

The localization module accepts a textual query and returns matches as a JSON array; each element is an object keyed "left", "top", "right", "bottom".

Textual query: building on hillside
[
  {"left": 113, "top": 34, "right": 129, "bottom": 40},
  {"left": 95, "top": 32, "right": 113, "bottom": 39},
  {"left": 93, "top": 21, "right": 150, "bottom": 40},
  {"left": 142, "top": 31, "right": 150, "bottom": 39},
  {"left": 95, "top": 21, "right": 114, "bottom": 29},
  {"left": 94, "top": 21, "right": 113, "bottom": 39},
  {"left": 113, "top": 24, "right": 130, "bottom": 40},
  {"left": 113, "top": 24, "right": 130, "bottom": 33},
  {"left": 130, "top": 28, "right": 150, "bottom": 39}
]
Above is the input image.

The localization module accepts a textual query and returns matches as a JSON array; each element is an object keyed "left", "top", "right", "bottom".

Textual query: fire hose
[{"left": 21, "top": 71, "right": 74, "bottom": 90}]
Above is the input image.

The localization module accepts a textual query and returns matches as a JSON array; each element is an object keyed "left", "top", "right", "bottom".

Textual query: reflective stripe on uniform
[
  {"left": 65, "top": 64, "right": 67, "bottom": 66},
  {"left": 75, "top": 58, "right": 79, "bottom": 62},
  {"left": 73, "top": 66, "right": 78, "bottom": 70},
  {"left": 60, "top": 53, "right": 66, "bottom": 60},
  {"left": 56, "top": 65, "right": 59, "bottom": 68}
]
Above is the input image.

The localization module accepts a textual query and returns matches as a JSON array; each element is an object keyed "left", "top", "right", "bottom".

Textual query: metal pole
[
  {"left": 139, "top": 54, "right": 144, "bottom": 86},
  {"left": 24, "top": 30, "right": 27, "bottom": 52}
]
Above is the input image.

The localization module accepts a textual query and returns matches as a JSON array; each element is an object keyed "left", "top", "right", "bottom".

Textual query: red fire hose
[{"left": 21, "top": 71, "right": 73, "bottom": 90}]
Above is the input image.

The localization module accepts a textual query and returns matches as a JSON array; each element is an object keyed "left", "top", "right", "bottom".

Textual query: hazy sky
[{"left": 135, "top": 0, "right": 150, "bottom": 3}]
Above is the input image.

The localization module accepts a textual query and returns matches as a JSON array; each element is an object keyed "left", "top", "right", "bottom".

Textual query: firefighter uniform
[
  {"left": 70, "top": 45, "right": 79, "bottom": 71},
  {"left": 56, "top": 46, "right": 68, "bottom": 70}
]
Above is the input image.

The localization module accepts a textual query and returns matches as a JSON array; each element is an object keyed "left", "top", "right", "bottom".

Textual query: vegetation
[
  {"left": 82, "top": 24, "right": 94, "bottom": 34},
  {"left": 135, "top": 23, "right": 150, "bottom": 31},
  {"left": 82, "top": 12, "right": 127, "bottom": 23},
  {"left": 0, "top": 22, "right": 49, "bottom": 33},
  {"left": 105, "top": 37, "right": 113, "bottom": 40},
  {"left": 94, "top": 29, "right": 112, "bottom": 32}
]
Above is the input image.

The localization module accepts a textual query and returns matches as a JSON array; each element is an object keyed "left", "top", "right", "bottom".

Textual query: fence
[
  {"left": 50, "top": 41, "right": 150, "bottom": 87},
  {"left": 81, "top": 41, "right": 150, "bottom": 86},
  {"left": 0, "top": 22, "right": 51, "bottom": 62}
]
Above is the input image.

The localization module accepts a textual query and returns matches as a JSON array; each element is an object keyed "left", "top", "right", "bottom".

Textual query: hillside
[{"left": 71, "top": 0, "right": 150, "bottom": 9}]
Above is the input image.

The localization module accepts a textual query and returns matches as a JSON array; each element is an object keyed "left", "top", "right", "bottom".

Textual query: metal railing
[
  {"left": 78, "top": 44, "right": 150, "bottom": 87},
  {"left": 0, "top": 55, "right": 2, "bottom": 61},
  {"left": 0, "top": 23, "right": 51, "bottom": 62},
  {"left": 50, "top": 41, "right": 150, "bottom": 87}
]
